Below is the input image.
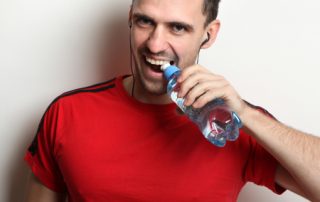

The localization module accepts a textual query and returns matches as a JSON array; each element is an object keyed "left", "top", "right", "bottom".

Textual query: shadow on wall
[
  {"left": 6, "top": 12, "right": 131, "bottom": 202},
  {"left": 95, "top": 12, "right": 131, "bottom": 81},
  {"left": 7, "top": 119, "right": 37, "bottom": 202}
]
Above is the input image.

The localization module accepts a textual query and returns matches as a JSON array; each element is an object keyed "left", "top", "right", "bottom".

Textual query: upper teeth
[{"left": 146, "top": 57, "right": 169, "bottom": 66}]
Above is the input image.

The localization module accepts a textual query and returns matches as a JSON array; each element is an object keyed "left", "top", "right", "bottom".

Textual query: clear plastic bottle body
[{"left": 166, "top": 70, "right": 242, "bottom": 147}]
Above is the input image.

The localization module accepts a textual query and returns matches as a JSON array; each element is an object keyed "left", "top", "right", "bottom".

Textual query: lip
[{"left": 145, "top": 55, "right": 172, "bottom": 61}]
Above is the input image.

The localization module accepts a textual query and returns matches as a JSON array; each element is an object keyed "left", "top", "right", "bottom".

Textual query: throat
[{"left": 123, "top": 76, "right": 172, "bottom": 105}]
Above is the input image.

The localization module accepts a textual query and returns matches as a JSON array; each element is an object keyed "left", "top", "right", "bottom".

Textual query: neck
[{"left": 123, "top": 76, "right": 172, "bottom": 105}]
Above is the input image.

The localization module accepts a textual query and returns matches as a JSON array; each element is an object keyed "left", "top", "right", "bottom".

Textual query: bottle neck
[{"left": 163, "top": 65, "right": 181, "bottom": 81}]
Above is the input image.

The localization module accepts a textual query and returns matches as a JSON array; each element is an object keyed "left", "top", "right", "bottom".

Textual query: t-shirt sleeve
[
  {"left": 243, "top": 138, "right": 286, "bottom": 194},
  {"left": 24, "top": 100, "right": 66, "bottom": 193},
  {"left": 243, "top": 102, "right": 286, "bottom": 194}
]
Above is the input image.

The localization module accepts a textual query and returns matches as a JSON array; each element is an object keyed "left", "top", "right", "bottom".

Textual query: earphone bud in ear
[
  {"left": 206, "top": 32, "right": 211, "bottom": 41},
  {"left": 201, "top": 32, "right": 211, "bottom": 47}
]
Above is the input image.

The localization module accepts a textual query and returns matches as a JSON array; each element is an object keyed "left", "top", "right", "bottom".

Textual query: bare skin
[{"left": 25, "top": 173, "right": 66, "bottom": 202}]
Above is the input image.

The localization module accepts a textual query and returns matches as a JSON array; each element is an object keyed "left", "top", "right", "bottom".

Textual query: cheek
[
  {"left": 173, "top": 42, "right": 200, "bottom": 66},
  {"left": 131, "top": 29, "right": 149, "bottom": 49}
]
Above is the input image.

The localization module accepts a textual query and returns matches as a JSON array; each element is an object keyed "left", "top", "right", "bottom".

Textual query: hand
[{"left": 177, "top": 64, "right": 247, "bottom": 117}]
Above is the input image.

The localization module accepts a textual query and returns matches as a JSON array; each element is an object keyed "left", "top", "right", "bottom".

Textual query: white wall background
[{"left": 0, "top": 0, "right": 319, "bottom": 201}]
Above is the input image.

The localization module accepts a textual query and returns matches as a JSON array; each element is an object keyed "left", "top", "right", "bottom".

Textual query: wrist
[{"left": 238, "top": 103, "right": 263, "bottom": 127}]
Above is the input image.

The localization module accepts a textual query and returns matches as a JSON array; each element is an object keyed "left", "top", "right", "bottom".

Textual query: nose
[{"left": 146, "top": 26, "right": 169, "bottom": 54}]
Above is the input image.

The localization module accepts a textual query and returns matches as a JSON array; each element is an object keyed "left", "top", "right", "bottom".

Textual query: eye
[
  {"left": 136, "top": 17, "right": 154, "bottom": 27},
  {"left": 171, "top": 23, "right": 187, "bottom": 34}
]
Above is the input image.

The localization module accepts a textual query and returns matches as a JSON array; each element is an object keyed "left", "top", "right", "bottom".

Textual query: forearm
[
  {"left": 240, "top": 105, "right": 320, "bottom": 201},
  {"left": 25, "top": 173, "right": 67, "bottom": 202},
  {"left": 175, "top": 65, "right": 320, "bottom": 199}
]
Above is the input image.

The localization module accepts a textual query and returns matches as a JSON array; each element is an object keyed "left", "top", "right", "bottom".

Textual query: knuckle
[{"left": 185, "top": 93, "right": 194, "bottom": 102}]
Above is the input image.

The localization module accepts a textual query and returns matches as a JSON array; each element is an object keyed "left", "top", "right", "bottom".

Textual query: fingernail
[
  {"left": 178, "top": 91, "right": 184, "bottom": 98},
  {"left": 193, "top": 103, "right": 199, "bottom": 108},
  {"left": 184, "top": 99, "right": 189, "bottom": 106}
]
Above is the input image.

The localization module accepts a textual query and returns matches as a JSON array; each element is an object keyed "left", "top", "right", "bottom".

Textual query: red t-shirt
[{"left": 25, "top": 76, "right": 285, "bottom": 201}]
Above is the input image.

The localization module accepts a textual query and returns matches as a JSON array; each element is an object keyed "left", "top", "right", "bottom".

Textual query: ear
[{"left": 201, "top": 19, "right": 220, "bottom": 49}]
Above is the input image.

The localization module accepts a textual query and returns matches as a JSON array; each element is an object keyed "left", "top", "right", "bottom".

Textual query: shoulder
[
  {"left": 27, "top": 77, "right": 119, "bottom": 157},
  {"left": 42, "top": 77, "right": 121, "bottom": 114},
  {"left": 38, "top": 77, "right": 118, "bottom": 126},
  {"left": 53, "top": 77, "right": 117, "bottom": 106}
]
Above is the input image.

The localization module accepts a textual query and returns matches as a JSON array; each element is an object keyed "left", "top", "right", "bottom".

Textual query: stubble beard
[
  {"left": 134, "top": 64, "right": 168, "bottom": 96},
  {"left": 131, "top": 44, "right": 173, "bottom": 96}
]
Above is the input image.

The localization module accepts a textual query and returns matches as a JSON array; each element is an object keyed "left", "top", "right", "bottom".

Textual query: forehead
[{"left": 132, "top": 0, "right": 206, "bottom": 25}]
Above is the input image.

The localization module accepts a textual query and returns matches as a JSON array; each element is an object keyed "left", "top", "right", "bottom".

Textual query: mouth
[{"left": 145, "top": 57, "right": 172, "bottom": 73}]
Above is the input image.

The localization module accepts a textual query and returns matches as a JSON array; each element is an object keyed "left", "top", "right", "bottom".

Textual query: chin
[
  {"left": 142, "top": 79, "right": 167, "bottom": 95},
  {"left": 135, "top": 68, "right": 166, "bottom": 95}
]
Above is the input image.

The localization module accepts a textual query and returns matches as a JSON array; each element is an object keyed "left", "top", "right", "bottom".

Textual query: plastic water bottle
[{"left": 161, "top": 64, "right": 242, "bottom": 147}]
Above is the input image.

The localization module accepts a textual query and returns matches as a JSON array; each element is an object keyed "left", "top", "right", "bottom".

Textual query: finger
[
  {"left": 178, "top": 72, "right": 225, "bottom": 97},
  {"left": 192, "top": 85, "right": 230, "bottom": 109},
  {"left": 183, "top": 79, "right": 227, "bottom": 106},
  {"left": 177, "top": 65, "right": 210, "bottom": 83},
  {"left": 178, "top": 73, "right": 219, "bottom": 98}
]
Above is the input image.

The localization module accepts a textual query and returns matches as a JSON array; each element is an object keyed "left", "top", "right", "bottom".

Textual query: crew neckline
[{"left": 114, "top": 75, "right": 190, "bottom": 128}]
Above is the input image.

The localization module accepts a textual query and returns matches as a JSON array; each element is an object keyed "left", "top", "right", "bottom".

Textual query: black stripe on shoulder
[
  {"left": 27, "top": 78, "right": 116, "bottom": 156},
  {"left": 53, "top": 77, "right": 116, "bottom": 104},
  {"left": 59, "top": 83, "right": 115, "bottom": 99},
  {"left": 61, "top": 77, "right": 116, "bottom": 96},
  {"left": 85, "top": 77, "right": 116, "bottom": 89}
]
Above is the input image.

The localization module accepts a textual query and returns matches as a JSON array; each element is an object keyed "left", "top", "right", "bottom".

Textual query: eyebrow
[
  {"left": 132, "top": 13, "right": 154, "bottom": 23},
  {"left": 169, "top": 21, "right": 194, "bottom": 32},
  {"left": 132, "top": 12, "right": 194, "bottom": 32}
]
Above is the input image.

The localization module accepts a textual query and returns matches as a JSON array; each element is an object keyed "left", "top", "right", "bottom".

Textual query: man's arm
[
  {"left": 177, "top": 64, "right": 320, "bottom": 201},
  {"left": 25, "top": 173, "right": 67, "bottom": 202},
  {"left": 241, "top": 106, "right": 320, "bottom": 201}
]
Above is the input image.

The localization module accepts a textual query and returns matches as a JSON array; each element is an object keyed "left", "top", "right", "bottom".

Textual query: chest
[{"left": 57, "top": 107, "right": 247, "bottom": 201}]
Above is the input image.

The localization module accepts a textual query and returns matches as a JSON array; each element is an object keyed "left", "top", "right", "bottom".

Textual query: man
[{"left": 25, "top": 0, "right": 320, "bottom": 201}]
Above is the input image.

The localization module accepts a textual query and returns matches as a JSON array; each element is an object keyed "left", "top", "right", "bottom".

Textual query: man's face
[{"left": 130, "top": 0, "right": 209, "bottom": 95}]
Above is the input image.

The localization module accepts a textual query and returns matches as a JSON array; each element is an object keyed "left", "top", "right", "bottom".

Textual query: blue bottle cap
[{"left": 163, "top": 65, "right": 180, "bottom": 80}]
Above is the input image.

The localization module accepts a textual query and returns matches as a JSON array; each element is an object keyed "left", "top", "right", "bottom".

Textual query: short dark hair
[
  {"left": 131, "top": 0, "right": 221, "bottom": 27},
  {"left": 203, "top": 0, "right": 221, "bottom": 27}
]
